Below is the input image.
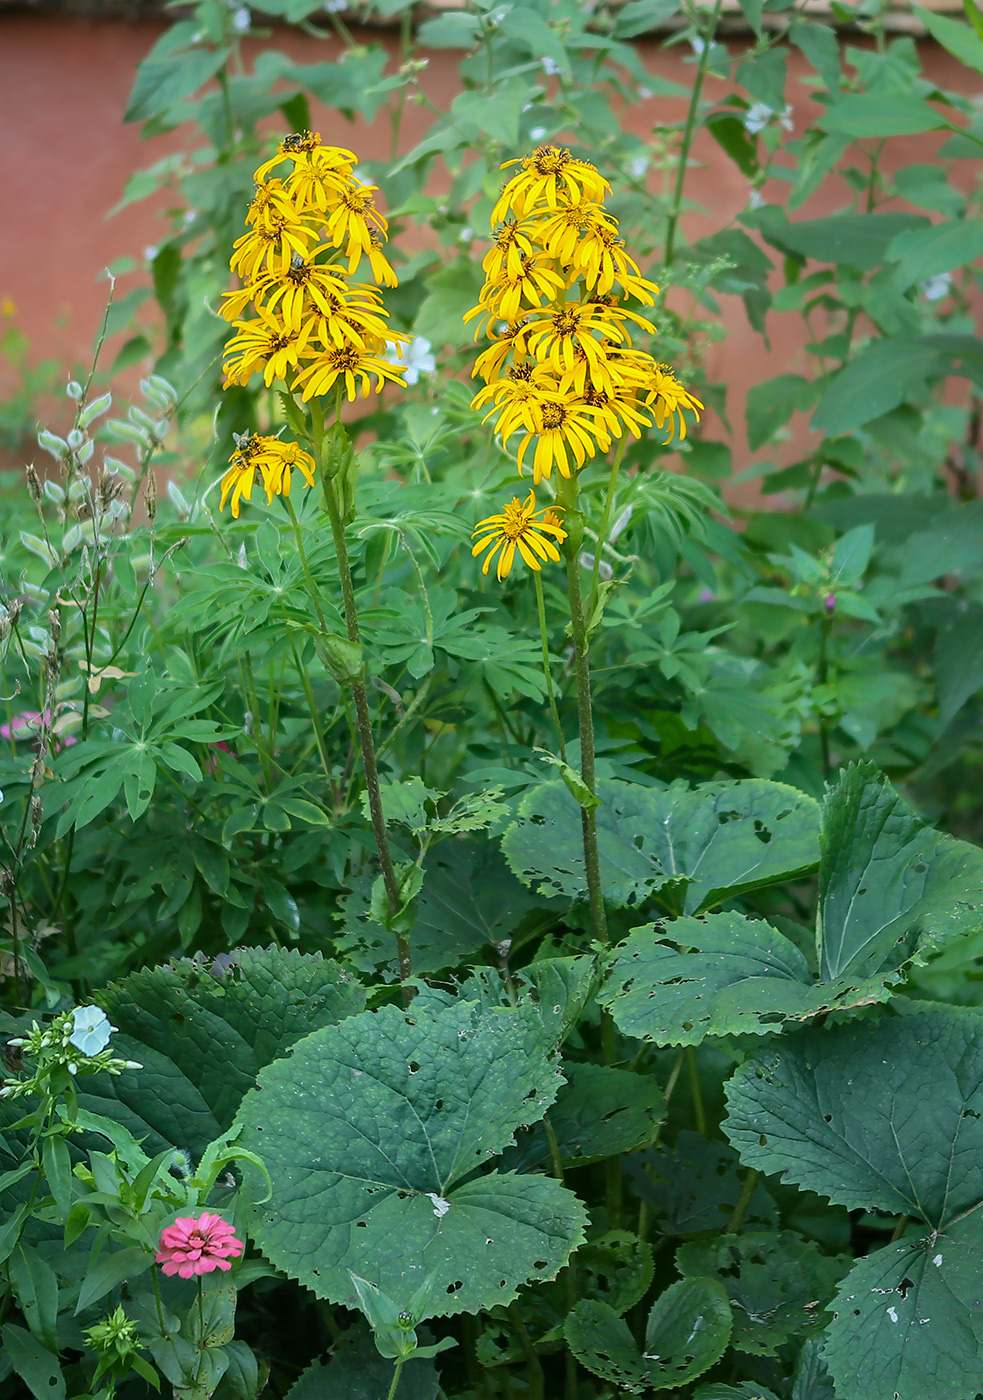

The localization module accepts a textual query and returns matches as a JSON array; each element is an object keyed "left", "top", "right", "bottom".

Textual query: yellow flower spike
[
  {"left": 222, "top": 310, "right": 314, "bottom": 388},
  {"left": 471, "top": 490, "right": 568, "bottom": 581},
  {"left": 519, "top": 301, "right": 633, "bottom": 396},
  {"left": 465, "top": 256, "right": 565, "bottom": 335},
  {"left": 245, "top": 178, "right": 296, "bottom": 232},
  {"left": 482, "top": 219, "right": 540, "bottom": 283},
  {"left": 286, "top": 146, "right": 360, "bottom": 214},
  {"left": 323, "top": 186, "right": 389, "bottom": 275},
  {"left": 493, "top": 146, "right": 611, "bottom": 223}
]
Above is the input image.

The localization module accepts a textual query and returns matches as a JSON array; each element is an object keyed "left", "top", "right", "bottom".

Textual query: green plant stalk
[
  {"left": 663, "top": 0, "right": 724, "bottom": 269},
  {"left": 590, "top": 434, "right": 628, "bottom": 601},
  {"left": 386, "top": 1360, "right": 405, "bottom": 1400},
  {"left": 319, "top": 465, "right": 413, "bottom": 995},
  {"left": 533, "top": 572, "right": 567, "bottom": 763},
  {"left": 725, "top": 1167, "right": 759, "bottom": 1234},
  {"left": 556, "top": 475, "right": 608, "bottom": 949}
]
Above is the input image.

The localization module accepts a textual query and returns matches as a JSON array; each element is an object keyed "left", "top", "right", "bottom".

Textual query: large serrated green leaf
[
  {"left": 724, "top": 1006, "right": 983, "bottom": 1399},
  {"left": 819, "top": 762, "right": 983, "bottom": 980},
  {"left": 236, "top": 1000, "right": 586, "bottom": 1315},
  {"left": 81, "top": 947, "right": 363, "bottom": 1156},
  {"left": 564, "top": 1300, "right": 649, "bottom": 1393},
  {"left": 676, "top": 1232, "right": 849, "bottom": 1357},
  {"left": 599, "top": 911, "right": 900, "bottom": 1048},
  {"left": 825, "top": 1214, "right": 983, "bottom": 1400},
  {"left": 500, "top": 778, "right": 819, "bottom": 913},
  {"left": 723, "top": 1006, "right": 983, "bottom": 1222}
]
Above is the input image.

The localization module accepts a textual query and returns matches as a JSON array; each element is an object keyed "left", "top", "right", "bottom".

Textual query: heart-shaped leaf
[{"left": 236, "top": 999, "right": 587, "bottom": 1315}]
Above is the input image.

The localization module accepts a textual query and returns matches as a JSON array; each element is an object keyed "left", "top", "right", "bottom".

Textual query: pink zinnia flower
[{"left": 155, "top": 1213, "right": 245, "bottom": 1278}]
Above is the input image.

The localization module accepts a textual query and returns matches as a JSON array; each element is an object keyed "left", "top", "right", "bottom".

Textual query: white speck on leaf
[
  {"left": 887, "top": 1306, "right": 899, "bottom": 1323},
  {"left": 933, "top": 1253, "right": 943, "bottom": 1267},
  {"left": 427, "top": 1193, "right": 450, "bottom": 1218}
]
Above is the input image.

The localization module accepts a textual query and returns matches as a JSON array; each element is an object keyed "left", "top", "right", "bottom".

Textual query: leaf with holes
[
  {"left": 79, "top": 947, "right": 364, "bottom": 1158},
  {"left": 676, "top": 1232, "right": 850, "bottom": 1356},
  {"left": 819, "top": 762, "right": 983, "bottom": 981},
  {"left": 236, "top": 999, "right": 587, "bottom": 1315},
  {"left": 505, "top": 1063, "right": 665, "bottom": 1170},
  {"left": 598, "top": 912, "right": 900, "bottom": 1048},
  {"left": 565, "top": 1278, "right": 732, "bottom": 1393},
  {"left": 625, "top": 1131, "right": 776, "bottom": 1238},
  {"left": 501, "top": 778, "right": 819, "bottom": 913},
  {"left": 724, "top": 1005, "right": 983, "bottom": 1400}
]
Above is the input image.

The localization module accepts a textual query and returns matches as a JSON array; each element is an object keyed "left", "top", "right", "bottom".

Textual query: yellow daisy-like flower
[
  {"left": 471, "top": 367, "right": 562, "bottom": 440},
  {"left": 519, "top": 300, "right": 633, "bottom": 396},
  {"left": 466, "top": 256, "right": 565, "bottom": 334},
  {"left": 366, "top": 233, "right": 398, "bottom": 289},
  {"left": 324, "top": 187, "right": 388, "bottom": 275},
  {"left": 230, "top": 210, "right": 316, "bottom": 281},
  {"left": 286, "top": 145, "right": 359, "bottom": 213},
  {"left": 472, "top": 322, "right": 530, "bottom": 384},
  {"left": 515, "top": 395, "right": 621, "bottom": 484},
  {"left": 293, "top": 343, "right": 407, "bottom": 402},
  {"left": 471, "top": 489, "right": 568, "bottom": 580},
  {"left": 493, "top": 146, "right": 611, "bottom": 223},
  {"left": 482, "top": 219, "right": 540, "bottom": 283},
  {"left": 245, "top": 178, "right": 296, "bottom": 232},
  {"left": 642, "top": 363, "right": 705, "bottom": 442},
  {"left": 222, "top": 310, "right": 314, "bottom": 387},
  {"left": 253, "top": 130, "right": 338, "bottom": 182},
  {"left": 219, "top": 433, "right": 317, "bottom": 517}
]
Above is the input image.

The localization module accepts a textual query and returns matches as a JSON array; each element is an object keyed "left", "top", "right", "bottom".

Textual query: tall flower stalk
[
  {"left": 215, "top": 132, "right": 414, "bottom": 996},
  {"left": 466, "top": 144, "right": 703, "bottom": 949}
]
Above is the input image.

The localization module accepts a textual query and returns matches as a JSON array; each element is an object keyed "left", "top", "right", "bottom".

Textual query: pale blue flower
[
  {"left": 384, "top": 337, "right": 436, "bottom": 386},
  {"left": 69, "top": 1006, "right": 115, "bottom": 1057}
]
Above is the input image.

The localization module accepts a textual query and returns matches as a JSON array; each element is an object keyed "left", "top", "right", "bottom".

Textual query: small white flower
[
  {"left": 744, "top": 102, "right": 772, "bottom": 135},
  {"left": 143, "top": 246, "right": 159, "bottom": 264},
  {"left": 384, "top": 336, "right": 436, "bottom": 386},
  {"left": 459, "top": 227, "right": 474, "bottom": 244},
  {"left": 530, "top": 125, "right": 548, "bottom": 141},
  {"left": 231, "top": 6, "right": 250, "bottom": 30},
  {"left": 921, "top": 272, "right": 952, "bottom": 302},
  {"left": 541, "top": 57, "right": 562, "bottom": 76},
  {"left": 69, "top": 1006, "right": 115, "bottom": 1057},
  {"left": 638, "top": 85, "right": 652, "bottom": 100},
  {"left": 628, "top": 156, "right": 648, "bottom": 179},
  {"left": 690, "top": 36, "right": 706, "bottom": 55},
  {"left": 748, "top": 189, "right": 765, "bottom": 210}
]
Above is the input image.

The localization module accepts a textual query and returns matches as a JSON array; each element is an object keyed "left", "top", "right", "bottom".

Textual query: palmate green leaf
[
  {"left": 819, "top": 761, "right": 983, "bottom": 980},
  {"left": 236, "top": 999, "right": 587, "bottom": 1316},
  {"left": 598, "top": 911, "right": 902, "bottom": 1048},
  {"left": 724, "top": 1005, "right": 983, "bottom": 1400},
  {"left": 676, "top": 1232, "right": 850, "bottom": 1357},
  {"left": 501, "top": 778, "right": 819, "bottom": 913},
  {"left": 566, "top": 1279, "right": 732, "bottom": 1393},
  {"left": 81, "top": 948, "right": 364, "bottom": 1157}
]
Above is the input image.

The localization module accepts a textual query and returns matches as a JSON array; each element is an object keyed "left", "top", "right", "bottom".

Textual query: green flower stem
[
  {"left": 283, "top": 495, "right": 331, "bottom": 635},
  {"left": 533, "top": 572, "right": 567, "bottom": 763},
  {"left": 663, "top": 0, "right": 723, "bottom": 270},
  {"left": 686, "top": 1045, "right": 707, "bottom": 1136},
  {"left": 590, "top": 434, "right": 629, "bottom": 602},
  {"left": 319, "top": 467, "right": 413, "bottom": 997},
  {"left": 386, "top": 1360, "right": 405, "bottom": 1400},
  {"left": 556, "top": 474, "right": 608, "bottom": 949}
]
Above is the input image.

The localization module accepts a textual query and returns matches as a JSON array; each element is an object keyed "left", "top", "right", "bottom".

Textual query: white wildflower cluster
[{"left": 1, "top": 1005, "right": 141, "bottom": 1099}]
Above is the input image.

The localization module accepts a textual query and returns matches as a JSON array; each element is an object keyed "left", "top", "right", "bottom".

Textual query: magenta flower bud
[{"left": 823, "top": 594, "right": 836, "bottom": 614}]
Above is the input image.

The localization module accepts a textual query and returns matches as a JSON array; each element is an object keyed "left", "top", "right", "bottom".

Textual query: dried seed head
[{"left": 25, "top": 464, "right": 43, "bottom": 503}]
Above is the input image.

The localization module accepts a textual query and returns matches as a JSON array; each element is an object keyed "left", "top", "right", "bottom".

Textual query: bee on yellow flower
[
  {"left": 471, "top": 490, "right": 568, "bottom": 579},
  {"left": 493, "top": 146, "right": 611, "bottom": 222},
  {"left": 218, "top": 434, "right": 316, "bottom": 518}
]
